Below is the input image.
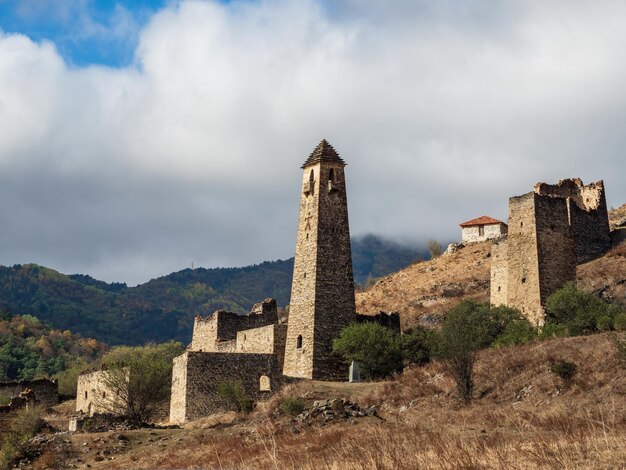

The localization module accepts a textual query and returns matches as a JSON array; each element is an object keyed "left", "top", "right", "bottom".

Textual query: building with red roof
[{"left": 459, "top": 215, "right": 508, "bottom": 243}]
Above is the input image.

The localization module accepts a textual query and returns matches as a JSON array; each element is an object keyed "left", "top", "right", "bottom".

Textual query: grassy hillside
[
  {"left": 30, "top": 331, "right": 626, "bottom": 469},
  {"left": 358, "top": 205, "right": 626, "bottom": 330},
  {"left": 0, "top": 235, "right": 423, "bottom": 346}
]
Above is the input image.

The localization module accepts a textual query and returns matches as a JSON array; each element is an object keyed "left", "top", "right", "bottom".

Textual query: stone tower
[
  {"left": 490, "top": 179, "right": 609, "bottom": 325},
  {"left": 282, "top": 140, "right": 356, "bottom": 380}
]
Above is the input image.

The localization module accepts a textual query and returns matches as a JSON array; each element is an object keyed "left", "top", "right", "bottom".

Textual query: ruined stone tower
[
  {"left": 282, "top": 140, "right": 356, "bottom": 380},
  {"left": 490, "top": 178, "right": 610, "bottom": 325}
]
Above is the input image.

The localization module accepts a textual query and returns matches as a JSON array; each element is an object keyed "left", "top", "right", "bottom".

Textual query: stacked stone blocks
[{"left": 491, "top": 179, "right": 610, "bottom": 325}]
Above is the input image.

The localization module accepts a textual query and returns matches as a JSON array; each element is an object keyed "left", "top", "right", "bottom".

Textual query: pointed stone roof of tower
[{"left": 301, "top": 139, "right": 346, "bottom": 168}]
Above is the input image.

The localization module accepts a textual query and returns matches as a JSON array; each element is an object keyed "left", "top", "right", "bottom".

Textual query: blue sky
[{"left": 0, "top": 0, "right": 168, "bottom": 67}]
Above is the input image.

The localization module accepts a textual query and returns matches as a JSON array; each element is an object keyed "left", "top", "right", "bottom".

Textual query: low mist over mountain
[{"left": 0, "top": 235, "right": 424, "bottom": 346}]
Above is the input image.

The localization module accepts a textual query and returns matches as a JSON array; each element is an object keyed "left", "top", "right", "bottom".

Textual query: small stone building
[
  {"left": 460, "top": 216, "right": 508, "bottom": 243},
  {"left": 169, "top": 299, "right": 287, "bottom": 423},
  {"left": 76, "top": 368, "right": 129, "bottom": 416}
]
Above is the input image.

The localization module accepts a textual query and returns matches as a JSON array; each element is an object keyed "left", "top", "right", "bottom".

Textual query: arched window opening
[
  {"left": 327, "top": 168, "right": 338, "bottom": 193},
  {"left": 102, "top": 392, "right": 106, "bottom": 399},
  {"left": 260, "top": 375, "right": 271, "bottom": 392},
  {"left": 84, "top": 391, "right": 88, "bottom": 399},
  {"left": 309, "top": 169, "right": 315, "bottom": 196},
  {"left": 296, "top": 335, "right": 303, "bottom": 349}
]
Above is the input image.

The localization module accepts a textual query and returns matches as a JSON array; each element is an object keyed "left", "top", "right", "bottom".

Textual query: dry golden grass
[
  {"left": 69, "top": 332, "right": 626, "bottom": 470},
  {"left": 609, "top": 203, "right": 626, "bottom": 230},
  {"left": 358, "top": 205, "right": 626, "bottom": 330},
  {"left": 355, "top": 241, "right": 492, "bottom": 328},
  {"left": 578, "top": 237, "right": 626, "bottom": 307}
]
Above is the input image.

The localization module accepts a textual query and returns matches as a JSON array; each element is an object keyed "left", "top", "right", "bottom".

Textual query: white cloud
[{"left": 0, "top": 0, "right": 625, "bottom": 284}]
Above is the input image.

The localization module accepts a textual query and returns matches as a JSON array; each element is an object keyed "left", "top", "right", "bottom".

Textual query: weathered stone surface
[
  {"left": 461, "top": 223, "right": 508, "bottom": 243},
  {"left": 490, "top": 178, "right": 609, "bottom": 325},
  {"left": 0, "top": 379, "right": 58, "bottom": 410},
  {"left": 489, "top": 238, "right": 508, "bottom": 307},
  {"left": 283, "top": 140, "right": 356, "bottom": 381},
  {"left": 170, "top": 351, "right": 280, "bottom": 423},
  {"left": 534, "top": 179, "right": 611, "bottom": 263},
  {"left": 292, "top": 398, "right": 378, "bottom": 426},
  {"left": 76, "top": 368, "right": 129, "bottom": 416},
  {"left": 190, "top": 299, "right": 278, "bottom": 352},
  {"left": 355, "top": 311, "right": 401, "bottom": 333}
]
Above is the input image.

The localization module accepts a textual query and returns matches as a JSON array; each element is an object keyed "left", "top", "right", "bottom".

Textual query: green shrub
[
  {"left": 0, "top": 393, "right": 10, "bottom": 406},
  {"left": 492, "top": 314, "right": 536, "bottom": 346},
  {"left": 280, "top": 397, "right": 306, "bottom": 416},
  {"left": 333, "top": 322, "right": 403, "bottom": 380},
  {"left": 615, "top": 313, "right": 626, "bottom": 331},
  {"left": 401, "top": 326, "right": 436, "bottom": 366},
  {"left": 539, "top": 322, "right": 570, "bottom": 339},
  {"left": 545, "top": 283, "right": 622, "bottom": 336},
  {"left": 0, "top": 406, "right": 44, "bottom": 470},
  {"left": 82, "top": 418, "right": 95, "bottom": 433},
  {"left": 427, "top": 239, "right": 442, "bottom": 259},
  {"left": 54, "top": 358, "right": 91, "bottom": 398},
  {"left": 550, "top": 360, "right": 577, "bottom": 385},
  {"left": 218, "top": 382, "right": 254, "bottom": 414},
  {"left": 435, "top": 302, "right": 481, "bottom": 403},
  {"left": 94, "top": 341, "right": 185, "bottom": 422},
  {"left": 596, "top": 315, "right": 613, "bottom": 331},
  {"left": 431, "top": 301, "right": 532, "bottom": 403}
]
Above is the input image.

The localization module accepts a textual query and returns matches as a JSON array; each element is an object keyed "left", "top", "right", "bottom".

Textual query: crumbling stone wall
[
  {"left": 283, "top": 141, "right": 356, "bottom": 381},
  {"left": 169, "top": 351, "right": 280, "bottom": 423},
  {"left": 490, "top": 179, "right": 606, "bottom": 324},
  {"left": 190, "top": 299, "right": 278, "bottom": 352},
  {"left": 0, "top": 379, "right": 58, "bottom": 409},
  {"left": 534, "top": 179, "right": 610, "bottom": 263},
  {"left": 356, "top": 312, "right": 401, "bottom": 333},
  {"left": 76, "top": 369, "right": 128, "bottom": 417}
]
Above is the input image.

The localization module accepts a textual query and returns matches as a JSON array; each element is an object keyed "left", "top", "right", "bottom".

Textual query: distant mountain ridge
[{"left": 0, "top": 235, "right": 424, "bottom": 346}]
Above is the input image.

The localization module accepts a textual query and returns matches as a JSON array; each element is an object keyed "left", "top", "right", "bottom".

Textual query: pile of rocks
[
  {"left": 12, "top": 434, "right": 72, "bottom": 468},
  {"left": 294, "top": 398, "right": 378, "bottom": 425}
]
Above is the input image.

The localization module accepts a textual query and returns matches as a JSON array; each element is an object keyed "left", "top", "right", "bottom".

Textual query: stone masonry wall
[
  {"left": 506, "top": 193, "right": 543, "bottom": 324},
  {"left": 169, "top": 354, "right": 188, "bottom": 424},
  {"left": 0, "top": 379, "right": 58, "bottom": 408},
  {"left": 76, "top": 369, "right": 129, "bottom": 416},
  {"left": 283, "top": 152, "right": 356, "bottom": 381},
  {"left": 534, "top": 179, "right": 610, "bottom": 263},
  {"left": 313, "top": 162, "right": 356, "bottom": 380},
  {"left": 236, "top": 324, "right": 275, "bottom": 354},
  {"left": 489, "top": 237, "right": 508, "bottom": 307},
  {"left": 534, "top": 194, "right": 577, "bottom": 311},
  {"left": 356, "top": 312, "right": 401, "bottom": 334},
  {"left": 190, "top": 299, "right": 278, "bottom": 352},
  {"left": 461, "top": 223, "right": 507, "bottom": 243},
  {"left": 495, "top": 191, "right": 577, "bottom": 325},
  {"left": 169, "top": 351, "right": 280, "bottom": 423}
]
